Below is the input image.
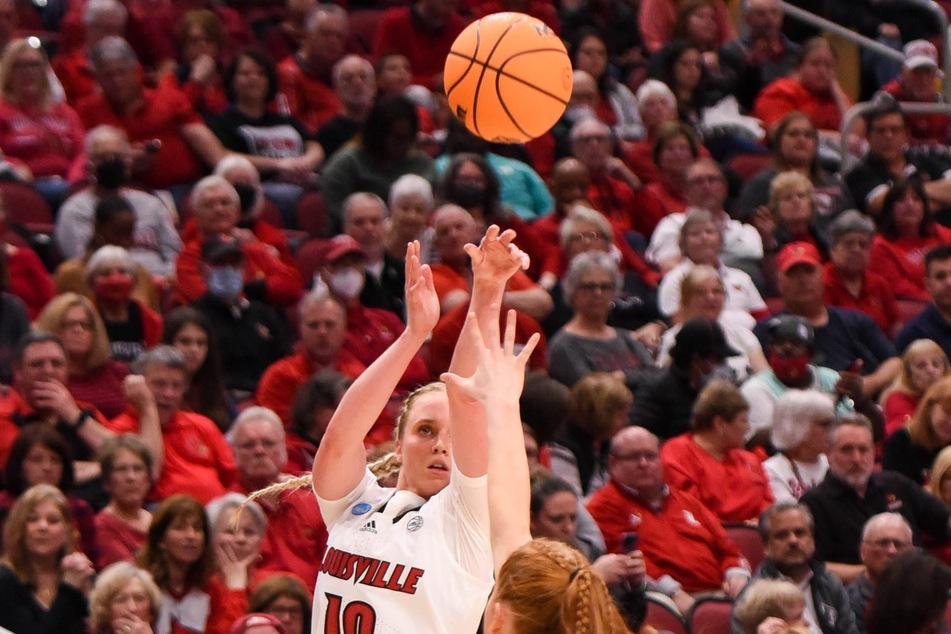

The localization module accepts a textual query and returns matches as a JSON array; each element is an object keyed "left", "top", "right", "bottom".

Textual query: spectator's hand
[
  {"left": 189, "top": 54, "right": 217, "bottom": 85},
  {"left": 701, "top": 50, "right": 720, "bottom": 72},
  {"left": 757, "top": 617, "right": 792, "bottom": 634},
  {"left": 671, "top": 589, "right": 695, "bottom": 615},
  {"left": 404, "top": 240, "right": 440, "bottom": 339},
  {"left": 231, "top": 227, "right": 257, "bottom": 245},
  {"left": 722, "top": 573, "right": 748, "bottom": 598},
  {"left": 128, "top": 143, "right": 156, "bottom": 176},
  {"left": 61, "top": 552, "right": 95, "bottom": 592},
  {"left": 590, "top": 553, "right": 634, "bottom": 585},
  {"left": 878, "top": 23, "right": 901, "bottom": 39},
  {"left": 836, "top": 359, "right": 864, "bottom": 401},
  {"left": 466, "top": 224, "right": 529, "bottom": 287},
  {"left": 605, "top": 157, "right": 641, "bottom": 190},
  {"left": 632, "top": 322, "right": 665, "bottom": 351},
  {"left": 111, "top": 614, "right": 154, "bottom": 634},
  {"left": 123, "top": 374, "right": 156, "bottom": 414},
  {"left": 31, "top": 379, "right": 81, "bottom": 423},
  {"left": 216, "top": 540, "right": 256, "bottom": 590},
  {"left": 751, "top": 205, "right": 776, "bottom": 239},
  {"left": 627, "top": 550, "right": 647, "bottom": 586}
]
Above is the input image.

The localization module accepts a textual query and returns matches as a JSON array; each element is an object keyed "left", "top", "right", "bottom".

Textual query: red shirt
[
  {"left": 823, "top": 262, "right": 900, "bottom": 335},
  {"left": 0, "top": 100, "right": 86, "bottom": 180},
  {"left": 94, "top": 508, "right": 146, "bottom": 570},
  {"left": 157, "top": 73, "right": 228, "bottom": 117},
  {"left": 344, "top": 303, "right": 430, "bottom": 391},
  {"left": 869, "top": 227, "right": 951, "bottom": 301},
  {"left": 373, "top": 6, "right": 467, "bottom": 88},
  {"left": 77, "top": 87, "right": 206, "bottom": 189},
  {"left": 146, "top": 3, "right": 253, "bottom": 65},
  {"left": 643, "top": 179, "right": 689, "bottom": 218},
  {"left": 586, "top": 479, "right": 746, "bottom": 592},
  {"left": 52, "top": 49, "right": 99, "bottom": 107},
  {"left": 108, "top": 409, "right": 237, "bottom": 504},
  {"left": 8, "top": 246, "right": 54, "bottom": 319},
  {"left": 277, "top": 56, "right": 341, "bottom": 134},
  {"left": 753, "top": 77, "right": 848, "bottom": 132},
  {"left": 180, "top": 217, "right": 293, "bottom": 268},
  {"left": 255, "top": 349, "right": 365, "bottom": 428},
  {"left": 231, "top": 481, "right": 328, "bottom": 588},
  {"left": 883, "top": 390, "right": 919, "bottom": 439},
  {"left": 660, "top": 433, "right": 774, "bottom": 523},
  {"left": 587, "top": 172, "right": 668, "bottom": 238}
]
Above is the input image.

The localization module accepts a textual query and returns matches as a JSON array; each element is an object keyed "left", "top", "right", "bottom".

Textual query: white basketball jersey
[{"left": 312, "top": 467, "right": 494, "bottom": 634}]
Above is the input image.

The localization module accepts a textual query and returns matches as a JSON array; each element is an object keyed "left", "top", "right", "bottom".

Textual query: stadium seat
[
  {"left": 724, "top": 522, "right": 766, "bottom": 572},
  {"left": 644, "top": 594, "right": 687, "bottom": 634},
  {"left": 687, "top": 597, "right": 734, "bottom": 634}
]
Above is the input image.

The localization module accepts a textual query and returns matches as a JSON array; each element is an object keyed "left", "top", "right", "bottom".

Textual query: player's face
[{"left": 395, "top": 391, "right": 451, "bottom": 499}]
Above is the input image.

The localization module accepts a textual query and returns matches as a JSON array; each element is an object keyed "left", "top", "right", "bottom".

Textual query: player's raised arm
[
  {"left": 312, "top": 241, "right": 440, "bottom": 500},
  {"left": 442, "top": 309, "right": 539, "bottom": 573},
  {"left": 445, "top": 225, "right": 529, "bottom": 478}
]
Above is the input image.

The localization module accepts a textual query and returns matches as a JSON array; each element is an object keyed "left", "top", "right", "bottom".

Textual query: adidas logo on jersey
[{"left": 359, "top": 520, "right": 378, "bottom": 534}]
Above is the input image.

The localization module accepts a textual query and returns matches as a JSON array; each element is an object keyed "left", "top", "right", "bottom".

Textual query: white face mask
[{"left": 328, "top": 267, "right": 364, "bottom": 300}]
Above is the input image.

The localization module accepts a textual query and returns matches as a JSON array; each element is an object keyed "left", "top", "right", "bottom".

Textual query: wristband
[{"left": 73, "top": 410, "right": 92, "bottom": 430}]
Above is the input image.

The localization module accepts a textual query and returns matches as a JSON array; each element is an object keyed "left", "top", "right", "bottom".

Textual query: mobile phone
[{"left": 621, "top": 532, "right": 639, "bottom": 553}]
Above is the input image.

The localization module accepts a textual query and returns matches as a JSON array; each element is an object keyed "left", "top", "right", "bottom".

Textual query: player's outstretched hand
[
  {"left": 404, "top": 240, "right": 440, "bottom": 338},
  {"left": 465, "top": 224, "right": 529, "bottom": 287},
  {"left": 441, "top": 308, "right": 539, "bottom": 404}
]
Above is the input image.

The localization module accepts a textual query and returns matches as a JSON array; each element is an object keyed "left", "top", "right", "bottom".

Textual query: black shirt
[
  {"left": 844, "top": 150, "right": 951, "bottom": 214},
  {"left": 207, "top": 106, "right": 312, "bottom": 174},
  {"left": 0, "top": 564, "right": 87, "bottom": 634},
  {"left": 801, "top": 470, "right": 950, "bottom": 565},
  {"left": 103, "top": 300, "right": 145, "bottom": 363}
]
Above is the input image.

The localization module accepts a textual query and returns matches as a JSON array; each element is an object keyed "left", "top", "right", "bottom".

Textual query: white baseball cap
[{"left": 903, "top": 39, "right": 939, "bottom": 71}]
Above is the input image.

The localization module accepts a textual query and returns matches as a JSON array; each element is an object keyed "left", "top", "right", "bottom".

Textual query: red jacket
[{"left": 586, "top": 479, "right": 746, "bottom": 592}]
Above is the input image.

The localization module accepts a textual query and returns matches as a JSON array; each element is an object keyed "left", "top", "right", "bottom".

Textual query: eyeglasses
[
  {"left": 236, "top": 439, "right": 280, "bottom": 451},
  {"left": 568, "top": 231, "right": 606, "bottom": 243},
  {"left": 611, "top": 451, "right": 659, "bottom": 462},
  {"left": 863, "top": 537, "right": 913, "bottom": 550},
  {"left": 576, "top": 282, "right": 614, "bottom": 293},
  {"left": 62, "top": 319, "right": 93, "bottom": 331}
]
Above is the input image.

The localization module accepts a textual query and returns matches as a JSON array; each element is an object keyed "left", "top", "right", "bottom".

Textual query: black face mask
[
  {"left": 95, "top": 158, "right": 128, "bottom": 189},
  {"left": 452, "top": 183, "right": 486, "bottom": 208},
  {"left": 233, "top": 183, "right": 258, "bottom": 215}
]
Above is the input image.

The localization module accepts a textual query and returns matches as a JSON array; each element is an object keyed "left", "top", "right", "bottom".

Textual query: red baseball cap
[
  {"left": 324, "top": 234, "right": 365, "bottom": 263},
  {"left": 777, "top": 241, "right": 822, "bottom": 274}
]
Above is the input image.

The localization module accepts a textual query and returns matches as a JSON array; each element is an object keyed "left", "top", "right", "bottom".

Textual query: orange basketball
[{"left": 444, "top": 12, "right": 572, "bottom": 143}]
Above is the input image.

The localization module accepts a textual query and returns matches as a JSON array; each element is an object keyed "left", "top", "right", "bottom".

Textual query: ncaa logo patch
[
  {"left": 351, "top": 503, "right": 372, "bottom": 516},
  {"left": 407, "top": 516, "right": 424, "bottom": 532}
]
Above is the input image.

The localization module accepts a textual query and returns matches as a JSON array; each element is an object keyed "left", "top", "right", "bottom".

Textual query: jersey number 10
[{"left": 324, "top": 593, "right": 378, "bottom": 634}]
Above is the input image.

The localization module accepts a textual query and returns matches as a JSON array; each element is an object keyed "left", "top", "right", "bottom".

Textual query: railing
[
  {"left": 839, "top": 100, "right": 951, "bottom": 172},
  {"left": 777, "top": 0, "right": 951, "bottom": 100}
]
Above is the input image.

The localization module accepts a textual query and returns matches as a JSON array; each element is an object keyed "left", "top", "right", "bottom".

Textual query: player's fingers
[
  {"left": 517, "top": 332, "right": 541, "bottom": 365},
  {"left": 503, "top": 309, "right": 517, "bottom": 353}
]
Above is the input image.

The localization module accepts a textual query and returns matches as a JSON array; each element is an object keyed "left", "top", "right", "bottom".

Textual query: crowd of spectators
[{"left": 1, "top": 0, "right": 951, "bottom": 632}]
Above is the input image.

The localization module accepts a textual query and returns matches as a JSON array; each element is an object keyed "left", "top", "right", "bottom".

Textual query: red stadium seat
[
  {"left": 724, "top": 522, "right": 766, "bottom": 572},
  {"left": 293, "top": 238, "right": 332, "bottom": 287},
  {"left": 296, "top": 189, "right": 331, "bottom": 238},
  {"left": 687, "top": 597, "right": 734, "bottom": 634},
  {"left": 644, "top": 594, "right": 687, "bottom": 634}
]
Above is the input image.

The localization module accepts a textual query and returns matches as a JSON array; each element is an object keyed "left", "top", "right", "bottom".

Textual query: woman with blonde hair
[
  {"left": 0, "top": 484, "right": 95, "bottom": 634},
  {"left": 35, "top": 292, "right": 130, "bottom": 418},
  {"left": 88, "top": 561, "right": 162, "bottom": 634},
  {"left": 0, "top": 38, "right": 86, "bottom": 209},
  {"left": 657, "top": 264, "right": 767, "bottom": 381},
  {"left": 928, "top": 445, "right": 951, "bottom": 507},
  {"left": 733, "top": 578, "right": 808, "bottom": 634},
  {"left": 549, "top": 372, "right": 633, "bottom": 496},
  {"left": 880, "top": 339, "right": 950, "bottom": 438},
  {"left": 767, "top": 171, "right": 829, "bottom": 258},
  {"left": 883, "top": 375, "right": 951, "bottom": 484}
]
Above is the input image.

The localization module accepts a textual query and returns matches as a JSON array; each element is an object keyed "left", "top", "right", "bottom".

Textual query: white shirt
[
  {"left": 762, "top": 453, "right": 830, "bottom": 502},
  {"left": 313, "top": 467, "right": 493, "bottom": 634},
  {"left": 657, "top": 260, "right": 767, "bottom": 329},
  {"left": 646, "top": 208, "right": 763, "bottom": 266}
]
